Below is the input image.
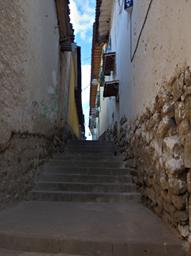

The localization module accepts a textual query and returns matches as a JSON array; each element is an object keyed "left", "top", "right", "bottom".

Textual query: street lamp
[{"left": 91, "top": 79, "right": 98, "bottom": 87}]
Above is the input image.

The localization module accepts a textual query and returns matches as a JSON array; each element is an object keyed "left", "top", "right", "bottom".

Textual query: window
[
  {"left": 103, "top": 80, "right": 119, "bottom": 98},
  {"left": 103, "top": 52, "right": 116, "bottom": 76}
]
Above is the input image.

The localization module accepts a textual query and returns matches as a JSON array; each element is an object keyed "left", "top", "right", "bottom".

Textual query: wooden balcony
[
  {"left": 103, "top": 80, "right": 119, "bottom": 97},
  {"left": 103, "top": 52, "right": 116, "bottom": 76}
]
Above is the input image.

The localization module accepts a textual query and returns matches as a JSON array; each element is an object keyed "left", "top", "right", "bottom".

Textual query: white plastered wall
[{"left": 98, "top": 0, "right": 191, "bottom": 136}]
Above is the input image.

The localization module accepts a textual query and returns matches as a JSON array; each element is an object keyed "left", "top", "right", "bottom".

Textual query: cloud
[
  {"left": 70, "top": 0, "right": 95, "bottom": 41},
  {"left": 69, "top": 1, "right": 95, "bottom": 140},
  {"left": 81, "top": 64, "right": 92, "bottom": 139},
  {"left": 81, "top": 65, "right": 90, "bottom": 118}
]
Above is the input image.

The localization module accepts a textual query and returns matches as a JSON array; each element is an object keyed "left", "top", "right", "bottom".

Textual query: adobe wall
[{"left": 0, "top": 0, "right": 61, "bottom": 206}]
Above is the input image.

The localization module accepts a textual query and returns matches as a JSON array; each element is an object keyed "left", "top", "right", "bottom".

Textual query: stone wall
[
  {"left": 0, "top": 126, "right": 74, "bottom": 209},
  {"left": 0, "top": 0, "right": 62, "bottom": 207},
  {"left": 108, "top": 67, "right": 191, "bottom": 239},
  {"left": 0, "top": 133, "right": 52, "bottom": 208}
]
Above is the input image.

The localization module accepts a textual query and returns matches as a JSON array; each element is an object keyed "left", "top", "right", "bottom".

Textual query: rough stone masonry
[
  {"left": 107, "top": 66, "right": 191, "bottom": 240},
  {"left": 0, "top": 133, "right": 53, "bottom": 209}
]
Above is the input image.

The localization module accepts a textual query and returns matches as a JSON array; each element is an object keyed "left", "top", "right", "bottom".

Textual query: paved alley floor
[{"left": 0, "top": 201, "right": 187, "bottom": 255}]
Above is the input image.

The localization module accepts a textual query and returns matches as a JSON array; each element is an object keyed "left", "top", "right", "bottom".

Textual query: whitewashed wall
[
  {"left": 0, "top": 0, "right": 60, "bottom": 145},
  {"left": 98, "top": 0, "right": 191, "bottom": 136}
]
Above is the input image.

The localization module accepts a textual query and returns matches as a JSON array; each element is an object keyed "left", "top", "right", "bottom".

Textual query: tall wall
[
  {"left": 98, "top": 0, "right": 191, "bottom": 239},
  {"left": 128, "top": 0, "right": 191, "bottom": 118},
  {"left": 98, "top": 0, "right": 191, "bottom": 133},
  {"left": 0, "top": 0, "right": 61, "bottom": 207},
  {"left": 68, "top": 52, "right": 80, "bottom": 138},
  {"left": 0, "top": 0, "right": 60, "bottom": 143}
]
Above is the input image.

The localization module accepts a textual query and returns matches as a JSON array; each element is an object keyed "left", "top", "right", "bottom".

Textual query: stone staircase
[
  {"left": 0, "top": 141, "right": 186, "bottom": 255},
  {"left": 30, "top": 141, "right": 140, "bottom": 203}
]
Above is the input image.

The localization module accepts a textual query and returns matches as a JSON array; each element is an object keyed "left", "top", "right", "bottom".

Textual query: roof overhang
[
  {"left": 95, "top": 0, "right": 114, "bottom": 43},
  {"left": 89, "top": 0, "right": 114, "bottom": 125},
  {"left": 55, "top": 0, "right": 75, "bottom": 47},
  {"left": 89, "top": 23, "right": 103, "bottom": 113}
]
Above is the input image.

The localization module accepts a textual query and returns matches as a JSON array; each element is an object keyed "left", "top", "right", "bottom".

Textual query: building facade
[
  {"left": 90, "top": 0, "right": 191, "bottom": 239},
  {"left": 0, "top": 0, "right": 84, "bottom": 206}
]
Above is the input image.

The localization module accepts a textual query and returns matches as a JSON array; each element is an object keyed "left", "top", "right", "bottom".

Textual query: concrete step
[
  {"left": 52, "top": 155, "right": 122, "bottom": 161},
  {"left": 53, "top": 153, "right": 121, "bottom": 161},
  {"left": 64, "top": 149, "right": 116, "bottom": 155},
  {"left": 0, "top": 238, "right": 185, "bottom": 256},
  {"left": 68, "top": 140, "right": 112, "bottom": 146},
  {"left": 46, "top": 161, "right": 123, "bottom": 168},
  {"left": 54, "top": 156, "right": 120, "bottom": 162},
  {"left": 29, "top": 191, "right": 141, "bottom": 203},
  {"left": 0, "top": 201, "right": 185, "bottom": 256},
  {"left": 41, "top": 167, "right": 135, "bottom": 176},
  {"left": 33, "top": 182, "right": 136, "bottom": 193},
  {"left": 55, "top": 152, "right": 119, "bottom": 157},
  {"left": 0, "top": 249, "right": 83, "bottom": 256},
  {"left": 65, "top": 145, "right": 116, "bottom": 154},
  {"left": 63, "top": 141, "right": 117, "bottom": 155},
  {"left": 38, "top": 174, "right": 133, "bottom": 183},
  {"left": 66, "top": 141, "right": 114, "bottom": 148}
]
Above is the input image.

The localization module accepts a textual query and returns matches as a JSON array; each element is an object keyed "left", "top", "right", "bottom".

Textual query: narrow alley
[{"left": 0, "top": 0, "right": 191, "bottom": 255}]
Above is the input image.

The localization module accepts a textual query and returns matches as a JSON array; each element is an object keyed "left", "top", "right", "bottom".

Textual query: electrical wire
[{"left": 130, "top": 0, "right": 154, "bottom": 62}]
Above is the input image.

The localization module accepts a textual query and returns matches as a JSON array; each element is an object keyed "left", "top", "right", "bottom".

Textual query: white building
[
  {"left": 89, "top": 0, "right": 191, "bottom": 239},
  {"left": 90, "top": 0, "right": 191, "bottom": 138}
]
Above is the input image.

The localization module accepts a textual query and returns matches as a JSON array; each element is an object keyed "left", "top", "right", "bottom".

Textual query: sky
[{"left": 69, "top": 0, "right": 96, "bottom": 140}]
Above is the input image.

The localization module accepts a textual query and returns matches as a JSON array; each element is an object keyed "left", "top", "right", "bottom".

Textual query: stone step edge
[
  {"left": 34, "top": 181, "right": 135, "bottom": 186},
  {"left": 48, "top": 160, "right": 123, "bottom": 164},
  {"left": 30, "top": 190, "right": 140, "bottom": 197},
  {"left": 39, "top": 173, "right": 133, "bottom": 177},
  {"left": 0, "top": 248, "right": 83, "bottom": 256},
  {"left": 33, "top": 183, "right": 136, "bottom": 192},
  {"left": 65, "top": 148, "right": 116, "bottom": 151},
  {"left": 67, "top": 144, "right": 113, "bottom": 146},
  {"left": 0, "top": 231, "right": 184, "bottom": 255},
  {"left": 46, "top": 163, "right": 124, "bottom": 167},
  {"left": 53, "top": 153, "right": 118, "bottom": 157},
  {"left": 67, "top": 141, "right": 113, "bottom": 144},
  {"left": 65, "top": 144, "right": 114, "bottom": 147},
  {"left": 65, "top": 146, "right": 115, "bottom": 148},
  {"left": 53, "top": 154, "right": 121, "bottom": 157},
  {"left": 41, "top": 169, "right": 136, "bottom": 177},
  {"left": 43, "top": 166, "right": 132, "bottom": 169}
]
